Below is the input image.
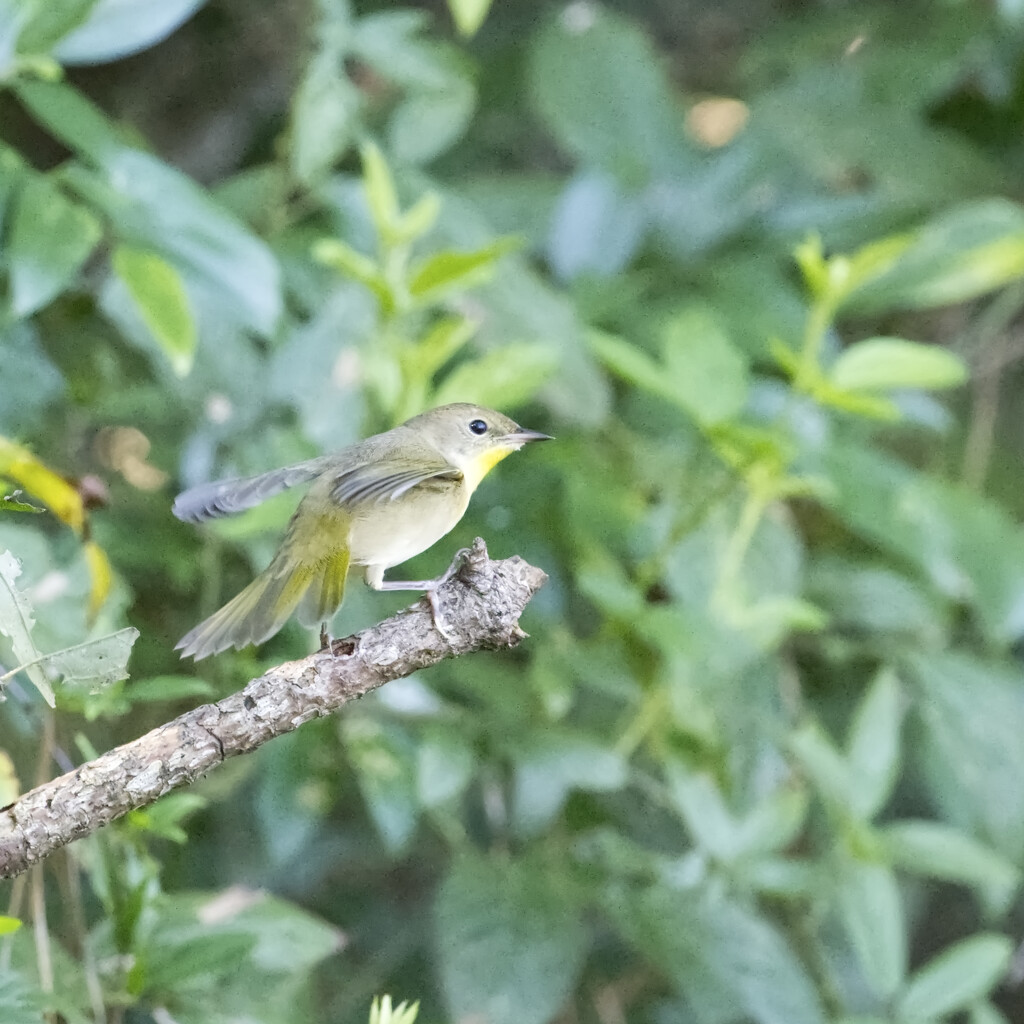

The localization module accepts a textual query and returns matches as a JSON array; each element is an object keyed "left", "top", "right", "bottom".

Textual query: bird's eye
[{"left": 468, "top": 419, "right": 488, "bottom": 435}]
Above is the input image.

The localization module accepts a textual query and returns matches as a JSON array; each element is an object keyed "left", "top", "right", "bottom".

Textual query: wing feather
[
  {"left": 172, "top": 455, "right": 335, "bottom": 523},
  {"left": 330, "top": 450, "right": 462, "bottom": 508}
]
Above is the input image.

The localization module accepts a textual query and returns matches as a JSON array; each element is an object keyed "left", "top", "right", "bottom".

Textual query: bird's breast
[{"left": 348, "top": 480, "right": 470, "bottom": 569}]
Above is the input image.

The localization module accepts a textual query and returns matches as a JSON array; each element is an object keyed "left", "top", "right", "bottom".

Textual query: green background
[{"left": 3, "top": 1, "right": 1024, "bottom": 1023}]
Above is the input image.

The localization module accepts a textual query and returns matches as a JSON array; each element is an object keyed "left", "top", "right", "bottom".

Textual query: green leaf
[
  {"left": 409, "top": 316, "right": 476, "bottom": 381},
  {"left": 433, "top": 342, "right": 558, "bottom": 409},
  {"left": 361, "top": 140, "right": 400, "bottom": 241},
  {"left": 788, "top": 722, "right": 855, "bottom": 810},
  {"left": 969, "top": 1003, "right": 1012, "bottom": 1024},
  {"left": 112, "top": 245, "right": 197, "bottom": 376},
  {"left": 842, "top": 200, "right": 1024, "bottom": 314},
  {"left": 436, "top": 853, "right": 587, "bottom": 1024},
  {"left": 589, "top": 329, "right": 669, "bottom": 397},
  {"left": 14, "top": 78, "right": 125, "bottom": 165},
  {"left": 370, "top": 995, "right": 420, "bottom": 1024},
  {"left": 17, "top": 81, "right": 282, "bottom": 336},
  {"left": 576, "top": 549, "right": 645, "bottom": 620},
  {"left": 732, "top": 785, "right": 809, "bottom": 859},
  {"left": 807, "top": 558, "right": 947, "bottom": 644},
  {"left": 13, "top": 0, "right": 96, "bottom": 57},
  {"left": 448, "top": 0, "right": 492, "bottom": 36},
  {"left": 547, "top": 170, "right": 646, "bottom": 279},
  {"left": 312, "top": 238, "right": 389, "bottom": 307},
  {"left": 836, "top": 860, "right": 906, "bottom": 998},
  {"left": 0, "top": 145, "right": 31, "bottom": 234},
  {"left": 143, "top": 932, "right": 257, "bottom": 992},
  {"left": 604, "top": 883, "right": 825, "bottom": 1024},
  {"left": 341, "top": 717, "right": 419, "bottom": 853},
  {"left": 528, "top": 5, "right": 693, "bottom": 184},
  {"left": 229, "top": 892, "right": 344, "bottom": 973},
  {"left": 591, "top": 318, "right": 749, "bottom": 427},
  {"left": 416, "top": 725, "right": 475, "bottom": 808},
  {"left": 389, "top": 76, "right": 476, "bottom": 165},
  {"left": 31, "top": 627, "right": 139, "bottom": 695},
  {"left": 129, "top": 887, "right": 340, "bottom": 1021},
  {"left": 846, "top": 668, "right": 904, "bottom": 819},
  {"left": 0, "top": 916, "right": 22, "bottom": 936},
  {"left": 0, "top": 492, "right": 43, "bottom": 514},
  {"left": 823, "top": 444, "right": 1024, "bottom": 646},
  {"left": 54, "top": 0, "right": 206, "bottom": 65},
  {"left": 85, "top": 151, "right": 282, "bottom": 335},
  {"left": 909, "top": 652, "right": 1024, "bottom": 859},
  {"left": 513, "top": 733, "right": 627, "bottom": 833},
  {"left": 129, "top": 792, "right": 207, "bottom": 843},
  {"left": 8, "top": 173, "right": 102, "bottom": 318},
  {"left": 794, "top": 234, "right": 829, "bottom": 297},
  {"left": 661, "top": 307, "right": 750, "bottom": 425},
  {"left": 809, "top": 379, "right": 902, "bottom": 420},
  {"left": 664, "top": 766, "right": 742, "bottom": 859},
  {"left": 896, "top": 935, "right": 1013, "bottom": 1023},
  {"left": 409, "top": 239, "right": 519, "bottom": 304},
  {"left": 829, "top": 338, "right": 967, "bottom": 393},
  {"left": 291, "top": 49, "right": 360, "bottom": 185},
  {"left": 395, "top": 192, "right": 441, "bottom": 242},
  {"left": 0, "top": 323, "right": 65, "bottom": 434},
  {"left": 145, "top": 890, "right": 345, "bottom": 978},
  {"left": 0, "top": 970, "right": 42, "bottom": 1024},
  {"left": 124, "top": 674, "right": 216, "bottom": 704},
  {"left": 0, "top": 550, "right": 55, "bottom": 706},
  {"left": 881, "top": 820, "right": 1020, "bottom": 899}
]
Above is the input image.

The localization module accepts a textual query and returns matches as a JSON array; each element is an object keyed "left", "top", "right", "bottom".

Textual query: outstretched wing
[
  {"left": 329, "top": 444, "right": 462, "bottom": 507},
  {"left": 173, "top": 455, "right": 335, "bottom": 523}
]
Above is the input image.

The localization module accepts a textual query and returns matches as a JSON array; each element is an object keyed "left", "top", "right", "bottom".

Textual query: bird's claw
[{"left": 425, "top": 547, "right": 473, "bottom": 641}]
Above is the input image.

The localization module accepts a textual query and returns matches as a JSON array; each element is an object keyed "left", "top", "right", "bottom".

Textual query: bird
[{"left": 172, "top": 403, "right": 552, "bottom": 659}]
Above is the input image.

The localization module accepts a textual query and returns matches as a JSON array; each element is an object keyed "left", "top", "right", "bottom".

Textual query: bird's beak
[{"left": 503, "top": 428, "right": 554, "bottom": 445}]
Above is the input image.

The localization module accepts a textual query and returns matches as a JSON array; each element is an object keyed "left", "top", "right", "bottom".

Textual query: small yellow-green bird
[{"left": 173, "top": 403, "right": 551, "bottom": 659}]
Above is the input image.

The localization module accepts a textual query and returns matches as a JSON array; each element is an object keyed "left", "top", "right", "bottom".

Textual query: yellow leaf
[
  {"left": 84, "top": 539, "right": 113, "bottom": 621},
  {"left": 0, "top": 437, "right": 84, "bottom": 533},
  {"left": 0, "top": 749, "right": 19, "bottom": 805}
]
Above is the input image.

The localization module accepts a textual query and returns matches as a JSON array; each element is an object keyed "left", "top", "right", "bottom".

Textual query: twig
[{"left": 0, "top": 540, "right": 546, "bottom": 880}]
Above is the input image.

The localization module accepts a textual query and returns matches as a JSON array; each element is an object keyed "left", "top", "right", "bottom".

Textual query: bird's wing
[
  {"left": 172, "top": 455, "right": 336, "bottom": 523},
  {"left": 329, "top": 445, "right": 462, "bottom": 507}
]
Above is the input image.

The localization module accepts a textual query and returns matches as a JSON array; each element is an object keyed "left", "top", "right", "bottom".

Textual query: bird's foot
[
  {"left": 425, "top": 547, "right": 474, "bottom": 641},
  {"left": 319, "top": 622, "right": 338, "bottom": 655}
]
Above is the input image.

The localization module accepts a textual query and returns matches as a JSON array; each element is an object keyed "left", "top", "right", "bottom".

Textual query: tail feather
[
  {"left": 298, "top": 549, "right": 350, "bottom": 628},
  {"left": 176, "top": 548, "right": 349, "bottom": 660}
]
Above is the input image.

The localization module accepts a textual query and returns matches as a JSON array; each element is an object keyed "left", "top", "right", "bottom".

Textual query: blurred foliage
[{"left": 4, "top": 1, "right": 1024, "bottom": 1023}]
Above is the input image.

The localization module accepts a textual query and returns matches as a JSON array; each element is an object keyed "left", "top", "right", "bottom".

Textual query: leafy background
[{"left": 3, "top": 1, "right": 1024, "bottom": 1023}]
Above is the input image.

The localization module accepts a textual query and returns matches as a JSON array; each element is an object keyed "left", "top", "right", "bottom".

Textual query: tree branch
[{"left": 0, "top": 539, "right": 546, "bottom": 880}]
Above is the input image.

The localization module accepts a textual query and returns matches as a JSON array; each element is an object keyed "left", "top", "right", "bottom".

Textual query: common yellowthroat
[{"left": 173, "top": 403, "right": 551, "bottom": 659}]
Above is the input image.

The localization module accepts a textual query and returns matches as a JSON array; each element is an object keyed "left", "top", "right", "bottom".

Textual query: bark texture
[{"left": 0, "top": 539, "right": 546, "bottom": 880}]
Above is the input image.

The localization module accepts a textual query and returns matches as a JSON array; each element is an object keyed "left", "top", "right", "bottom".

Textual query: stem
[
  {"left": 0, "top": 872, "right": 25, "bottom": 971},
  {"left": 64, "top": 852, "right": 107, "bottom": 1024},
  {"left": 382, "top": 242, "right": 411, "bottom": 316},
  {"left": 634, "top": 470, "right": 739, "bottom": 592},
  {"left": 795, "top": 293, "right": 838, "bottom": 392},
  {"left": 29, "top": 710, "right": 56, "bottom": 1015},
  {"left": 615, "top": 689, "right": 669, "bottom": 758},
  {"left": 781, "top": 901, "right": 845, "bottom": 1019},
  {"left": 712, "top": 483, "right": 770, "bottom": 612},
  {"left": 961, "top": 282, "right": 1024, "bottom": 489},
  {"left": 31, "top": 865, "right": 54, "bottom": 1012}
]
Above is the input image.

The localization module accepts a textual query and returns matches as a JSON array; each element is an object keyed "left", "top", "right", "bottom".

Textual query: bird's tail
[{"left": 176, "top": 546, "right": 350, "bottom": 660}]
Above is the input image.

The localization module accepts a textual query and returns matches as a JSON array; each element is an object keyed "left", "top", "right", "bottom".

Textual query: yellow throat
[{"left": 460, "top": 444, "right": 517, "bottom": 493}]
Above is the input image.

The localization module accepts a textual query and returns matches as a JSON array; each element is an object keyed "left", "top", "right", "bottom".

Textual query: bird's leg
[
  {"left": 367, "top": 547, "right": 473, "bottom": 640},
  {"left": 319, "top": 621, "right": 330, "bottom": 652}
]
